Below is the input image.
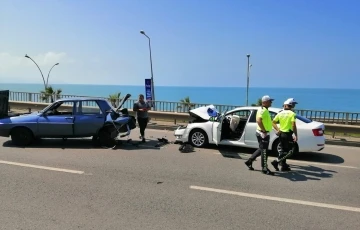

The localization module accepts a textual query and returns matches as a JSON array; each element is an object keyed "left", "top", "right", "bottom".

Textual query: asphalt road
[{"left": 0, "top": 129, "right": 359, "bottom": 230}]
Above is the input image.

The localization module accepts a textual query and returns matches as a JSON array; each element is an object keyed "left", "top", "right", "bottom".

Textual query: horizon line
[{"left": 1, "top": 82, "right": 360, "bottom": 90}]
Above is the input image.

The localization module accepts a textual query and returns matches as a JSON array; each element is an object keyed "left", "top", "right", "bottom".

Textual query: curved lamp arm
[{"left": 25, "top": 54, "right": 46, "bottom": 89}]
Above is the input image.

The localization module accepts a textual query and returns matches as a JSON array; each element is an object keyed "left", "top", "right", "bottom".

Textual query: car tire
[
  {"left": 11, "top": 127, "right": 34, "bottom": 146},
  {"left": 91, "top": 135, "right": 100, "bottom": 147},
  {"left": 189, "top": 129, "right": 208, "bottom": 148},
  {"left": 272, "top": 138, "right": 299, "bottom": 156},
  {"left": 98, "top": 128, "right": 116, "bottom": 148}
]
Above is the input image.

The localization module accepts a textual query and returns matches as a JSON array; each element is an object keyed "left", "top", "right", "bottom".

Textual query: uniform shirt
[
  {"left": 273, "top": 109, "right": 296, "bottom": 132},
  {"left": 133, "top": 101, "right": 151, "bottom": 118},
  {"left": 256, "top": 107, "right": 272, "bottom": 132}
]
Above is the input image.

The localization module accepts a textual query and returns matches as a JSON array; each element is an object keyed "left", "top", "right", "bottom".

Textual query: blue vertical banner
[{"left": 145, "top": 79, "right": 153, "bottom": 106}]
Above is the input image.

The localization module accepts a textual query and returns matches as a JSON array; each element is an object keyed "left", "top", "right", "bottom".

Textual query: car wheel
[
  {"left": 11, "top": 127, "right": 34, "bottom": 146},
  {"left": 98, "top": 129, "right": 116, "bottom": 148},
  {"left": 189, "top": 129, "right": 208, "bottom": 148},
  {"left": 271, "top": 139, "right": 280, "bottom": 156},
  {"left": 272, "top": 138, "right": 299, "bottom": 156},
  {"left": 91, "top": 135, "right": 100, "bottom": 147}
]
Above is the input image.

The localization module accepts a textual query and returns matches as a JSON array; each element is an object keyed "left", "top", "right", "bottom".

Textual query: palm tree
[
  {"left": 251, "top": 98, "right": 262, "bottom": 106},
  {"left": 178, "top": 96, "right": 195, "bottom": 112},
  {"left": 40, "top": 85, "right": 62, "bottom": 103},
  {"left": 109, "top": 92, "right": 121, "bottom": 107}
]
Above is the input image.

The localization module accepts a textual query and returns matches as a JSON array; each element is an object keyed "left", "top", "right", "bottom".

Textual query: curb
[
  {"left": 147, "top": 124, "right": 360, "bottom": 148},
  {"left": 325, "top": 140, "right": 360, "bottom": 147}
]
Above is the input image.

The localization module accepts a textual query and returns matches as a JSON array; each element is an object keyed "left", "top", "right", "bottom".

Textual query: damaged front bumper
[{"left": 174, "top": 125, "right": 188, "bottom": 144}]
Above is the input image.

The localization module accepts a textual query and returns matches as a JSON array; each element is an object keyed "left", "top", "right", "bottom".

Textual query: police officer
[
  {"left": 271, "top": 98, "right": 298, "bottom": 171},
  {"left": 244, "top": 95, "right": 275, "bottom": 175},
  {"left": 278, "top": 98, "right": 298, "bottom": 169}
]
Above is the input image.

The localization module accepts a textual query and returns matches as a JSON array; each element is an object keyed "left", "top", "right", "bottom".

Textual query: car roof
[
  {"left": 226, "top": 106, "right": 282, "bottom": 113},
  {"left": 55, "top": 97, "right": 107, "bottom": 102}
]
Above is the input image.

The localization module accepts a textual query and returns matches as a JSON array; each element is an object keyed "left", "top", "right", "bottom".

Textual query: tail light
[{"left": 312, "top": 128, "right": 324, "bottom": 136}]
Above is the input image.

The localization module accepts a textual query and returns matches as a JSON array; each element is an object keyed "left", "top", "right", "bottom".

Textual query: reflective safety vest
[{"left": 273, "top": 109, "right": 296, "bottom": 132}]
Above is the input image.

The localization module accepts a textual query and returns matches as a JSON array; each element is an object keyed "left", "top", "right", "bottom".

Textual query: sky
[{"left": 0, "top": 0, "right": 359, "bottom": 88}]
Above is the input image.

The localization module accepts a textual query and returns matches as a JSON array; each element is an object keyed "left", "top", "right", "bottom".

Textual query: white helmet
[{"left": 284, "top": 98, "right": 298, "bottom": 106}]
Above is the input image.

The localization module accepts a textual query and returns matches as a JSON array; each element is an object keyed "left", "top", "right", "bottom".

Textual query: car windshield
[
  {"left": 296, "top": 114, "right": 312, "bottom": 123},
  {"left": 40, "top": 102, "right": 57, "bottom": 113},
  {"left": 105, "top": 100, "right": 116, "bottom": 111}
]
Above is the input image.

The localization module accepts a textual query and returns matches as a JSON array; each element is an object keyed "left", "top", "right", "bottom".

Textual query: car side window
[
  {"left": 248, "top": 110, "right": 257, "bottom": 123},
  {"left": 78, "top": 100, "right": 102, "bottom": 115},
  {"left": 45, "top": 101, "right": 75, "bottom": 116},
  {"left": 269, "top": 111, "right": 277, "bottom": 120},
  {"left": 227, "top": 110, "right": 252, "bottom": 119}
]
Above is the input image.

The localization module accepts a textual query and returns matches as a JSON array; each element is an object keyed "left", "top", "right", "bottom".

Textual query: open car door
[{"left": 212, "top": 110, "right": 227, "bottom": 145}]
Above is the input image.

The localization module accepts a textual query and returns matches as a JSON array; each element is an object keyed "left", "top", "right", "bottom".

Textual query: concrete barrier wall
[{"left": 8, "top": 101, "right": 360, "bottom": 134}]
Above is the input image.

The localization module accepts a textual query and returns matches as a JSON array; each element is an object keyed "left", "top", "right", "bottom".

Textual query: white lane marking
[
  {"left": 286, "top": 160, "right": 358, "bottom": 169},
  {"left": 211, "top": 152, "right": 359, "bottom": 169},
  {"left": 0, "top": 160, "right": 85, "bottom": 174},
  {"left": 325, "top": 144, "right": 360, "bottom": 150},
  {"left": 190, "top": 185, "right": 360, "bottom": 213}
]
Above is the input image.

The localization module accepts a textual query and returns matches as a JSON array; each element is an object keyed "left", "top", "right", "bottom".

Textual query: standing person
[
  {"left": 133, "top": 94, "right": 151, "bottom": 143},
  {"left": 244, "top": 95, "right": 275, "bottom": 175},
  {"left": 270, "top": 99, "right": 298, "bottom": 171},
  {"left": 277, "top": 98, "right": 298, "bottom": 169}
]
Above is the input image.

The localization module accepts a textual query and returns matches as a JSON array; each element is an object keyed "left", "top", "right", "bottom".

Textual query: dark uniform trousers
[
  {"left": 278, "top": 131, "right": 295, "bottom": 164},
  {"left": 248, "top": 132, "right": 270, "bottom": 170}
]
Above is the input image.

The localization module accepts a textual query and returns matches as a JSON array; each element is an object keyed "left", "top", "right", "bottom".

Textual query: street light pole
[
  {"left": 246, "top": 54, "right": 250, "bottom": 106},
  {"left": 25, "top": 54, "right": 46, "bottom": 90},
  {"left": 46, "top": 63, "right": 59, "bottom": 87},
  {"left": 140, "top": 30, "right": 156, "bottom": 111}
]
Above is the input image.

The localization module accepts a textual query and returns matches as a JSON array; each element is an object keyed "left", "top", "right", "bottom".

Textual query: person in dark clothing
[{"left": 133, "top": 94, "right": 151, "bottom": 142}]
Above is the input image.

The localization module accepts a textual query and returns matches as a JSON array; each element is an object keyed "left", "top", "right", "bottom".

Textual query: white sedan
[{"left": 174, "top": 105, "right": 326, "bottom": 155}]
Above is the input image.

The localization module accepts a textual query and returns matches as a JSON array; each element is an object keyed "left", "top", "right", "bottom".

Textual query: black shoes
[
  {"left": 271, "top": 160, "right": 279, "bottom": 171},
  {"left": 262, "top": 168, "right": 274, "bottom": 175},
  {"left": 245, "top": 160, "right": 254, "bottom": 170},
  {"left": 272, "top": 160, "right": 291, "bottom": 171},
  {"left": 281, "top": 164, "right": 291, "bottom": 171}
]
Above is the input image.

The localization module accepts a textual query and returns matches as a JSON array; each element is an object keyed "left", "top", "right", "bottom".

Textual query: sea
[{"left": 1, "top": 83, "right": 359, "bottom": 113}]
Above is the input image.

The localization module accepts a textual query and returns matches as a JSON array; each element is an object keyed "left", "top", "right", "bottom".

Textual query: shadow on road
[
  {"left": 2, "top": 138, "right": 167, "bottom": 150},
  {"left": 197, "top": 145, "right": 341, "bottom": 182},
  {"left": 275, "top": 165, "right": 337, "bottom": 182},
  {"left": 201, "top": 144, "right": 345, "bottom": 164}
]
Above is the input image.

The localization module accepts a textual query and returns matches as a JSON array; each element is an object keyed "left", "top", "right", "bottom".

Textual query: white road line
[
  {"left": 286, "top": 160, "right": 358, "bottom": 169},
  {"left": 0, "top": 160, "right": 85, "bottom": 174},
  {"left": 325, "top": 145, "right": 360, "bottom": 150},
  {"left": 190, "top": 185, "right": 360, "bottom": 213},
  {"left": 211, "top": 152, "right": 359, "bottom": 169}
]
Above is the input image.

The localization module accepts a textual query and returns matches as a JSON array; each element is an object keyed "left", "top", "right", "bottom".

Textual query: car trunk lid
[{"left": 188, "top": 105, "right": 220, "bottom": 121}]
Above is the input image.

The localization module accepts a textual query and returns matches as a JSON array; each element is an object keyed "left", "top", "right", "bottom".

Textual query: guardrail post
[
  {"left": 345, "top": 113, "right": 349, "bottom": 125},
  {"left": 27, "top": 93, "right": 32, "bottom": 102}
]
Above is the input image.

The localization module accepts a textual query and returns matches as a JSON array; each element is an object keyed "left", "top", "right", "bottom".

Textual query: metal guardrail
[
  {"left": 7, "top": 101, "right": 360, "bottom": 136},
  {"left": 6, "top": 91, "right": 360, "bottom": 125}
]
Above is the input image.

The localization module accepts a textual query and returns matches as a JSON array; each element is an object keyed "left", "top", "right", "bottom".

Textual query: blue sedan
[{"left": 0, "top": 97, "right": 116, "bottom": 146}]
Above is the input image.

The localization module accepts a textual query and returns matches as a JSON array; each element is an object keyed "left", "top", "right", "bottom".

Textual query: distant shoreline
[
  {"left": 1, "top": 82, "right": 359, "bottom": 90},
  {"left": 2, "top": 83, "right": 360, "bottom": 112}
]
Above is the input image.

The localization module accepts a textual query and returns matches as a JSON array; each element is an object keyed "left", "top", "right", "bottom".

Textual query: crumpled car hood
[{"left": 189, "top": 105, "right": 219, "bottom": 120}]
